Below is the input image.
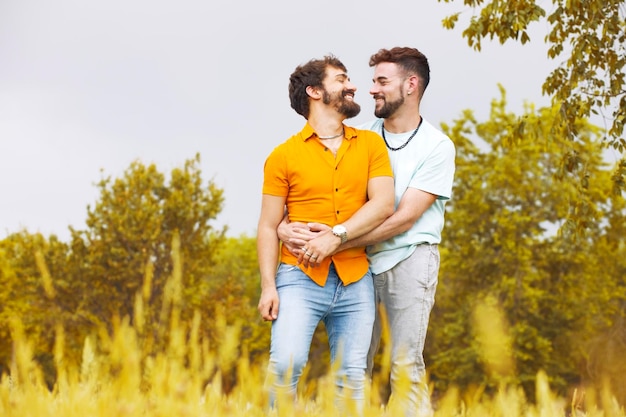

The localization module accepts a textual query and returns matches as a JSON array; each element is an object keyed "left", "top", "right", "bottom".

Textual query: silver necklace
[
  {"left": 318, "top": 130, "right": 344, "bottom": 140},
  {"left": 382, "top": 117, "right": 423, "bottom": 151}
]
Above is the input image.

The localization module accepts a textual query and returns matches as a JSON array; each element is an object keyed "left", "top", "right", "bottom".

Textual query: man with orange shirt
[{"left": 256, "top": 55, "right": 394, "bottom": 411}]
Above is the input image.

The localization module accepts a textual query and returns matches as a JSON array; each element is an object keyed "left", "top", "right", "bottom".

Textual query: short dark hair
[
  {"left": 288, "top": 55, "right": 347, "bottom": 119},
  {"left": 369, "top": 47, "right": 430, "bottom": 98}
]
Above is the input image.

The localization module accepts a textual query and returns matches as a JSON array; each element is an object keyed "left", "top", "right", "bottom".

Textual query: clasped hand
[{"left": 278, "top": 221, "right": 333, "bottom": 268}]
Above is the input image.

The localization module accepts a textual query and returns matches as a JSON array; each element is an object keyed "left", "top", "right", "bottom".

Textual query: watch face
[
  {"left": 333, "top": 225, "right": 347, "bottom": 244},
  {"left": 333, "top": 225, "right": 347, "bottom": 235}
]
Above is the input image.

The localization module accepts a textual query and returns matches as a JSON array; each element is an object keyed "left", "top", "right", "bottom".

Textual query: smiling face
[
  {"left": 321, "top": 66, "right": 361, "bottom": 119},
  {"left": 369, "top": 62, "right": 409, "bottom": 119}
]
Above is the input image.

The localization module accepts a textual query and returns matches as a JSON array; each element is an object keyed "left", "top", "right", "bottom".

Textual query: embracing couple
[{"left": 257, "top": 46, "right": 456, "bottom": 417}]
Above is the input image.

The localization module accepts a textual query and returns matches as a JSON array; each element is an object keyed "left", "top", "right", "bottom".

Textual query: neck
[
  {"left": 383, "top": 103, "right": 421, "bottom": 133},
  {"left": 308, "top": 113, "right": 345, "bottom": 138}
]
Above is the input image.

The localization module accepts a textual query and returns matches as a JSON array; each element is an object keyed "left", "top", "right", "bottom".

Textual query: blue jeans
[
  {"left": 368, "top": 244, "right": 439, "bottom": 417},
  {"left": 268, "top": 262, "right": 375, "bottom": 411}
]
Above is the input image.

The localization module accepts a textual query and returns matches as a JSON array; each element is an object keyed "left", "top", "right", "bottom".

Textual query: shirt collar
[{"left": 300, "top": 123, "right": 358, "bottom": 141}]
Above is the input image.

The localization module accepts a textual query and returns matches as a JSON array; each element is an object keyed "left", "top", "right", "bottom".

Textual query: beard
[
  {"left": 373, "top": 87, "right": 404, "bottom": 118},
  {"left": 323, "top": 89, "right": 361, "bottom": 119}
]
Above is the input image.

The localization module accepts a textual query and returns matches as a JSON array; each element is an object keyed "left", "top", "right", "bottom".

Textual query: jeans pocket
[
  {"left": 277, "top": 263, "right": 299, "bottom": 274},
  {"left": 275, "top": 263, "right": 301, "bottom": 289}
]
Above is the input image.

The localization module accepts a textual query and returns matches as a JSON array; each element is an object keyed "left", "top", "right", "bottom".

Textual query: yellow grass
[
  {"left": 2, "top": 239, "right": 623, "bottom": 417},
  {"left": 2, "top": 311, "right": 625, "bottom": 417}
]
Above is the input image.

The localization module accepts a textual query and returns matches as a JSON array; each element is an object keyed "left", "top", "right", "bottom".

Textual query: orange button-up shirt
[{"left": 262, "top": 123, "right": 393, "bottom": 286}]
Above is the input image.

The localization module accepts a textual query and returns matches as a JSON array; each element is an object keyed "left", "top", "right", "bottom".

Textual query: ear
[
  {"left": 306, "top": 85, "right": 322, "bottom": 99},
  {"left": 407, "top": 75, "right": 420, "bottom": 95}
]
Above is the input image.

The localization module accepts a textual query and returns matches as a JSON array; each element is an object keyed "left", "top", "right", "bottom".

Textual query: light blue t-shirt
[{"left": 357, "top": 118, "right": 456, "bottom": 274}]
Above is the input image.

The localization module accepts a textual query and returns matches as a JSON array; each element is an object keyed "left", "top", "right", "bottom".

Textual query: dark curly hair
[{"left": 288, "top": 55, "right": 347, "bottom": 119}]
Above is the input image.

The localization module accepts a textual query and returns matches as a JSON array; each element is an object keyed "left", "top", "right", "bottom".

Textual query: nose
[
  {"left": 369, "top": 83, "right": 379, "bottom": 96},
  {"left": 346, "top": 80, "right": 357, "bottom": 92}
]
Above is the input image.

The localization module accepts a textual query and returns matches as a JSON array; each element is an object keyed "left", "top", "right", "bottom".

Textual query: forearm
[
  {"left": 342, "top": 210, "right": 413, "bottom": 249},
  {"left": 257, "top": 221, "right": 282, "bottom": 322},
  {"left": 342, "top": 188, "right": 437, "bottom": 250},
  {"left": 342, "top": 198, "right": 394, "bottom": 243},
  {"left": 257, "top": 226, "right": 280, "bottom": 290}
]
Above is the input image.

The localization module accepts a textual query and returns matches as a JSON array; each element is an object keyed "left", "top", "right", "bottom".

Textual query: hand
[
  {"left": 258, "top": 287, "right": 279, "bottom": 321},
  {"left": 278, "top": 220, "right": 327, "bottom": 256},
  {"left": 306, "top": 222, "right": 331, "bottom": 233},
  {"left": 298, "top": 227, "right": 340, "bottom": 268}
]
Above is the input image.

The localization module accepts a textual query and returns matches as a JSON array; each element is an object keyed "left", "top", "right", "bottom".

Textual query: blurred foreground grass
[
  {"left": 1, "top": 313, "right": 625, "bottom": 417},
  {"left": 2, "top": 238, "right": 624, "bottom": 417}
]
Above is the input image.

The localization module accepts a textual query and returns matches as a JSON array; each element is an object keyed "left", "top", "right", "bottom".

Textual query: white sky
[{"left": 0, "top": 0, "right": 555, "bottom": 240}]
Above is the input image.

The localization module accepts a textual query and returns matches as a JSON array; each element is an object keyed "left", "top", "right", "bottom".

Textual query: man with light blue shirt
[{"left": 278, "top": 46, "right": 455, "bottom": 416}]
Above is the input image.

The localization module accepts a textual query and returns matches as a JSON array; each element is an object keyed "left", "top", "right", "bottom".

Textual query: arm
[
  {"left": 342, "top": 135, "right": 456, "bottom": 249},
  {"left": 299, "top": 175, "right": 394, "bottom": 267},
  {"left": 257, "top": 194, "right": 287, "bottom": 321},
  {"left": 341, "top": 187, "right": 437, "bottom": 249}
]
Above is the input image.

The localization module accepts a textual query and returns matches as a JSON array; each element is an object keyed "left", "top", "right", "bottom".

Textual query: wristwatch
[{"left": 332, "top": 224, "right": 348, "bottom": 244}]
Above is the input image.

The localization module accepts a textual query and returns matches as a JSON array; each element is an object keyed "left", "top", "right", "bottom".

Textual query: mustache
[
  {"left": 372, "top": 94, "right": 385, "bottom": 100},
  {"left": 342, "top": 89, "right": 356, "bottom": 97}
]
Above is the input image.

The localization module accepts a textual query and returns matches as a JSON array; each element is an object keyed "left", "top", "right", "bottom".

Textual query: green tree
[
  {"left": 439, "top": 0, "right": 625, "bottom": 148},
  {"left": 437, "top": 0, "right": 626, "bottom": 220},
  {"left": 0, "top": 156, "right": 255, "bottom": 389},
  {"left": 69, "top": 154, "right": 226, "bottom": 343},
  {"left": 427, "top": 88, "right": 626, "bottom": 398}
]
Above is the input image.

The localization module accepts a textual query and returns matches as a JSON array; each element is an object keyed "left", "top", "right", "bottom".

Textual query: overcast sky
[{"left": 0, "top": 0, "right": 556, "bottom": 241}]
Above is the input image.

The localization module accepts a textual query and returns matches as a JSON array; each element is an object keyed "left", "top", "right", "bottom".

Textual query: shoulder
[
  {"left": 421, "top": 119, "right": 450, "bottom": 141},
  {"left": 278, "top": 124, "right": 312, "bottom": 148},
  {"left": 345, "top": 123, "right": 383, "bottom": 140},
  {"left": 345, "top": 126, "right": 386, "bottom": 152},
  {"left": 273, "top": 132, "right": 303, "bottom": 151},
  {"left": 421, "top": 119, "right": 455, "bottom": 152},
  {"left": 265, "top": 133, "right": 301, "bottom": 164}
]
